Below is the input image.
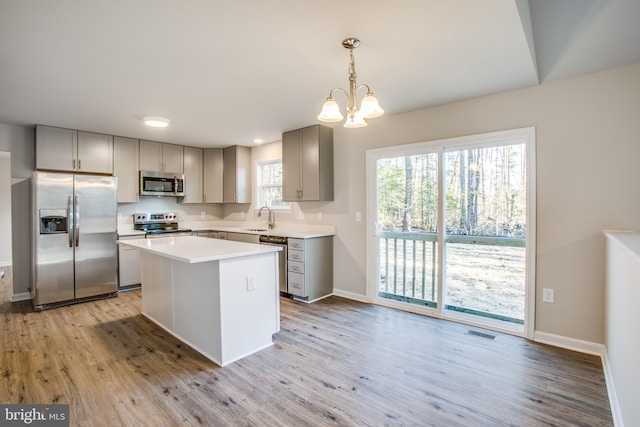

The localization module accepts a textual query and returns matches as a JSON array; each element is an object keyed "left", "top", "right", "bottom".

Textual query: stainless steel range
[{"left": 133, "top": 212, "right": 192, "bottom": 238}]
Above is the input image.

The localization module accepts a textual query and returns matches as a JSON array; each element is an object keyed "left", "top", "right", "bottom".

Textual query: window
[{"left": 256, "top": 160, "right": 290, "bottom": 209}]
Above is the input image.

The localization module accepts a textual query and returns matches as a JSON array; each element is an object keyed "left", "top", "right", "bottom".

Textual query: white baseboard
[
  {"left": 11, "top": 292, "right": 32, "bottom": 302},
  {"left": 331, "top": 288, "right": 371, "bottom": 303},
  {"left": 534, "top": 331, "right": 622, "bottom": 426},
  {"left": 533, "top": 331, "right": 604, "bottom": 356},
  {"left": 601, "top": 347, "right": 624, "bottom": 427}
]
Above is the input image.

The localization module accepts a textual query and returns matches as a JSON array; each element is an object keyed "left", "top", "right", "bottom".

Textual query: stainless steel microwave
[{"left": 139, "top": 171, "right": 185, "bottom": 197}]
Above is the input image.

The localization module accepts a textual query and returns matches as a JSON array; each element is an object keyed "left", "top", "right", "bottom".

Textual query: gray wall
[
  {"left": 0, "top": 123, "right": 34, "bottom": 296},
  {"left": 328, "top": 62, "right": 640, "bottom": 344}
]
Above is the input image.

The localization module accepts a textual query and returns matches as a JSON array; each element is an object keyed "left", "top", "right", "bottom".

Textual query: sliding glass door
[
  {"left": 443, "top": 144, "right": 527, "bottom": 325},
  {"left": 366, "top": 128, "right": 535, "bottom": 336},
  {"left": 376, "top": 152, "right": 439, "bottom": 308}
]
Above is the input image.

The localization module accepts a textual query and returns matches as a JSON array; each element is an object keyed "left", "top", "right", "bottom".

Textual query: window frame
[
  {"left": 255, "top": 159, "right": 291, "bottom": 211},
  {"left": 365, "top": 127, "right": 536, "bottom": 340}
]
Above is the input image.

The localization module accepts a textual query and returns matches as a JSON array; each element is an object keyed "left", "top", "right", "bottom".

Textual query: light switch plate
[
  {"left": 246, "top": 274, "right": 256, "bottom": 291},
  {"left": 542, "top": 288, "right": 554, "bottom": 303}
]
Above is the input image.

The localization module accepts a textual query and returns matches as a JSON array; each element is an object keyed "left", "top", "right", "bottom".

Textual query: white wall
[
  {"left": 329, "top": 62, "right": 640, "bottom": 344},
  {"left": 0, "top": 152, "right": 12, "bottom": 265},
  {"left": 605, "top": 233, "right": 640, "bottom": 426}
]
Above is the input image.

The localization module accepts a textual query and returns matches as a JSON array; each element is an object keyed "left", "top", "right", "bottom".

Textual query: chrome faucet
[{"left": 258, "top": 206, "right": 276, "bottom": 229}]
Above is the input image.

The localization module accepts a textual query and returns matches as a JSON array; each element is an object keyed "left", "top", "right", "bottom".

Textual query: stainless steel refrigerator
[{"left": 33, "top": 172, "right": 118, "bottom": 310}]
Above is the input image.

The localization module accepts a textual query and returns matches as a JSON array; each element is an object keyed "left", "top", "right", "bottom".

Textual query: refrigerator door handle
[
  {"left": 68, "top": 195, "right": 73, "bottom": 248},
  {"left": 75, "top": 194, "right": 80, "bottom": 247}
]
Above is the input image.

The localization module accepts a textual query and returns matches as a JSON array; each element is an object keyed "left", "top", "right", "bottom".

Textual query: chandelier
[{"left": 317, "top": 37, "right": 384, "bottom": 128}]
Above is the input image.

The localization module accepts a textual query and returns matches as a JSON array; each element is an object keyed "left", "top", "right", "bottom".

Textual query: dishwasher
[{"left": 259, "top": 235, "right": 288, "bottom": 294}]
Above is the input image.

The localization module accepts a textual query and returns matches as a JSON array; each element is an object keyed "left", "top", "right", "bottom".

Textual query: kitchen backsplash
[{"left": 118, "top": 198, "right": 336, "bottom": 229}]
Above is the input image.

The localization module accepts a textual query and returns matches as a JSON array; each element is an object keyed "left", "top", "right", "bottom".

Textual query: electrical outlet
[
  {"left": 246, "top": 274, "right": 256, "bottom": 291},
  {"left": 200, "top": 211, "right": 205, "bottom": 218},
  {"left": 542, "top": 288, "right": 555, "bottom": 303},
  {"left": 355, "top": 211, "right": 361, "bottom": 222}
]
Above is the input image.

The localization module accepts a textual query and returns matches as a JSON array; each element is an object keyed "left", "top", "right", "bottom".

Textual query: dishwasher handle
[{"left": 259, "top": 235, "right": 288, "bottom": 245}]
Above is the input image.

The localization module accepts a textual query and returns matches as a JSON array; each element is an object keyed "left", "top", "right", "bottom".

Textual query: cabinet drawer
[
  {"left": 288, "top": 271, "right": 305, "bottom": 297},
  {"left": 288, "top": 260, "right": 304, "bottom": 274},
  {"left": 288, "top": 249, "right": 304, "bottom": 262},
  {"left": 288, "top": 238, "right": 305, "bottom": 251}
]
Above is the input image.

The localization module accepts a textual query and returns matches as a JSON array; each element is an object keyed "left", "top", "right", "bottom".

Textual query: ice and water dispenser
[{"left": 39, "top": 209, "right": 68, "bottom": 234}]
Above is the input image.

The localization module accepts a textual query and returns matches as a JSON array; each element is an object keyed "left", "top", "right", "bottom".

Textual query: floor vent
[{"left": 467, "top": 330, "right": 496, "bottom": 340}]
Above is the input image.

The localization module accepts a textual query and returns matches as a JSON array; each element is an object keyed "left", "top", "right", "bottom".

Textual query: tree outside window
[{"left": 257, "top": 160, "right": 290, "bottom": 208}]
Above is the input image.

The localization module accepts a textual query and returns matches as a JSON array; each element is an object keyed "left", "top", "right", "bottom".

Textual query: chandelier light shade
[{"left": 317, "top": 37, "right": 384, "bottom": 128}]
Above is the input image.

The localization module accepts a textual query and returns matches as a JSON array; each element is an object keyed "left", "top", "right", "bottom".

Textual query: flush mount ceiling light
[
  {"left": 317, "top": 37, "right": 384, "bottom": 128},
  {"left": 143, "top": 116, "right": 170, "bottom": 128}
]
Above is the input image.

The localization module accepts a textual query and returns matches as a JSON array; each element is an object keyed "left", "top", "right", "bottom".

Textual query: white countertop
[
  {"left": 118, "top": 235, "right": 281, "bottom": 263},
  {"left": 604, "top": 230, "right": 640, "bottom": 261},
  {"left": 118, "top": 221, "right": 336, "bottom": 238}
]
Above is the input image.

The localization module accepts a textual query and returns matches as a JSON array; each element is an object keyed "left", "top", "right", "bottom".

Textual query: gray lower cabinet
[
  {"left": 194, "top": 230, "right": 227, "bottom": 239},
  {"left": 226, "top": 232, "right": 260, "bottom": 244},
  {"left": 287, "top": 237, "right": 333, "bottom": 301},
  {"left": 118, "top": 235, "right": 144, "bottom": 288},
  {"left": 196, "top": 230, "right": 334, "bottom": 301}
]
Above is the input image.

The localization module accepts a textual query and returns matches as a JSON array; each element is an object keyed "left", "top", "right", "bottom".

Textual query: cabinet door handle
[
  {"left": 72, "top": 159, "right": 76, "bottom": 170},
  {"left": 78, "top": 159, "right": 82, "bottom": 170}
]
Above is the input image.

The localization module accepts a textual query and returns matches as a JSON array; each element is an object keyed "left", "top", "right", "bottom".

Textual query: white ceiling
[{"left": 1, "top": 0, "right": 639, "bottom": 148}]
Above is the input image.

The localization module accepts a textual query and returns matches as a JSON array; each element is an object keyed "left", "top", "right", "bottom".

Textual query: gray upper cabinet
[
  {"left": 203, "top": 148, "right": 223, "bottom": 203},
  {"left": 282, "top": 124, "right": 333, "bottom": 202},
  {"left": 139, "top": 140, "right": 184, "bottom": 173},
  {"left": 223, "top": 145, "right": 251, "bottom": 203},
  {"left": 77, "top": 131, "right": 113, "bottom": 174},
  {"left": 113, "top": 136, "right": 139, "bottom": 203},
  {"left": 182, "top": 146, "right": 203, "bottom": 204},
  {"left": 36, "top": 125, "right": 113, "bottom": 174}
]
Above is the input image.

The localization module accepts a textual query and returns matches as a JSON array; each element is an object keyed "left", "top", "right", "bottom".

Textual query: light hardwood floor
[{"left": 1, "top": 285, "right": 612, "bottom": 426}]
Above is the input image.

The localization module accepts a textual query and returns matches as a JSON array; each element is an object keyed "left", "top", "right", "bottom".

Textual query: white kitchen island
[{"left": 117, "top": 236, "right": 281, "bottom": 367}]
